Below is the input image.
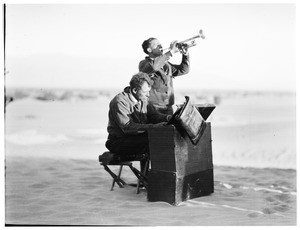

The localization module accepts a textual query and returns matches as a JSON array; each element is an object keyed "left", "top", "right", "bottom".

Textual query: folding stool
[{"left": 98, "top": 151, "right": 149, "bottom": 193}]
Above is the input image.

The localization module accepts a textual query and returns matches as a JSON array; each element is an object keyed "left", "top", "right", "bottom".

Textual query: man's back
[
  {"left": 139, "top": 54, "right": 190, "bottom": 114},
  {"left": 105, "top": 73, "right": 169, "bottom": 156}
]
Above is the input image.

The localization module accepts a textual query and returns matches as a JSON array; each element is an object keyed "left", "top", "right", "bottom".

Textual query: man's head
[
  {"left": 130, "top": 72, "right": 152, "bottom": 102},
  {"left": 142, "top": 38, "right": 163, "bottom": 58}
]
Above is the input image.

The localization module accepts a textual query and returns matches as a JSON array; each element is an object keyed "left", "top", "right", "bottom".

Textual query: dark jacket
[
  {"left": 139, "top": 53, "right": 190, "bottom": 109},
  {"left": 107, "top": 87, "right": 169, "bottom": 140}
]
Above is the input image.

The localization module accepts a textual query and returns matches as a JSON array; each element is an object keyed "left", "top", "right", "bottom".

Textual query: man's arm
[
  {"left": 112, "top": 99, "right": 165, "bottom": 135},
  {"left": 147, "top": 103, "right": 171, "bottom": 123},
  {"left": 139, "top": 52, "right": 173, "bottom": 73},
  {"left": 170, "top": 53, "right": 190, "bottom": 77}
]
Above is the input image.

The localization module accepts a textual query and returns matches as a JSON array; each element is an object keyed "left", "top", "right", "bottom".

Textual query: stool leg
[
  {"left": 136, "top": 160, "right": 149, "bottom": 194},
  {"left": 136, "top": 179, "right": 140, "bottom": 194},
  {"left": 143, "top": 160, "right": 149, "bottom": 175},
  {"left": 103, "top": 165, "right": 126, "bottom": 189},
  {"left": 111, "top": 165, "right": 123, "bottom": 190}
]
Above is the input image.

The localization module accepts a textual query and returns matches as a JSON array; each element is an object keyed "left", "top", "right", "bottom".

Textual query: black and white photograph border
[{"left": 1, "top": 0, "right": 299, "bottom": 228}]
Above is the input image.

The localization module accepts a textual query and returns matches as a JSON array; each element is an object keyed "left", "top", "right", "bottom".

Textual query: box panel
[
  {"left": 148, "top": 123, "right": 213, "bottom": 175},
  {"left": 174, "top": 123, "right": 213, "bottom": 175},
  {"left": 148, "top": 169, "right": 214, "bottom": 205},
  {"left": 148, "top": 125, "right": 176, "bottom": 172}
]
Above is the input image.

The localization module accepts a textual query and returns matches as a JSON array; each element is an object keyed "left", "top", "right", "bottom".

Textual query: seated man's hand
[{"left": 152, "top": 122, "right": 168, "bottom": 128}]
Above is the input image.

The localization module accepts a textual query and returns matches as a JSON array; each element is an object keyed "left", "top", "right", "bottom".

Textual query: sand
[{"left": 4, "top": 90, "right": 297, "bottom": 226}]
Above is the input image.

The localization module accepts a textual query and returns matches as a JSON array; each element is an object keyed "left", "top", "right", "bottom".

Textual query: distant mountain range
[{"left": 5, "top": 87, "right": 294, "bottom": 108}]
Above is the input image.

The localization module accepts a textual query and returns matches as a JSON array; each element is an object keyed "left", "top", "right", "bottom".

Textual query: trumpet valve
[{"left": 191, "top": 40, "right": 196, "bottom": 46}]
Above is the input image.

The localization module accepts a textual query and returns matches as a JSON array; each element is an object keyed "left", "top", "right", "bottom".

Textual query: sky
[{"left": 4, "top": 2, "right": 297, "bottom": 91}]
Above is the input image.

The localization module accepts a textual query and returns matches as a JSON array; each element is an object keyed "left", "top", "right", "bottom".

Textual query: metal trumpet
[{"left": 163, "top": 29, "right": 205, "bottom": 53}]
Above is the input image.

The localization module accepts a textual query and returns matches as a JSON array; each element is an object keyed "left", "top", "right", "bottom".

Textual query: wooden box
[{"left": 147, "top": 123, "right": 214, "bottom": 205}]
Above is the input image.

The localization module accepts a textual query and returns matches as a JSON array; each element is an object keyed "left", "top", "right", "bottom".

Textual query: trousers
[
  {"left": 105, "top": 132, "right": 149, "bottom": 156},
  {"left": 105, "top": 132, "right": 149, "bottom": 173}
]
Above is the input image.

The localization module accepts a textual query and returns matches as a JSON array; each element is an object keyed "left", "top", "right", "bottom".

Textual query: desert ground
[{"left": 4, "top": 88, "right": 297, "bottom": 226}]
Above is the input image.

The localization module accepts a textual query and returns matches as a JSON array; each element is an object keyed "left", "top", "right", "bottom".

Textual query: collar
[
  {"left": 129, "top": 92, "right": 139, "bottom": 105},
  {"left": 146, "top": 56, "right": 156, "bottom": 61},
  {"left": 124, "top": 86, "right": 140, "bottom": 105}
]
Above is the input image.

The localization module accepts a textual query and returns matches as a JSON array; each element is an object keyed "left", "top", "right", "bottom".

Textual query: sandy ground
[{"left": 4, "top": 91, "right": 297, "bottom": 226}]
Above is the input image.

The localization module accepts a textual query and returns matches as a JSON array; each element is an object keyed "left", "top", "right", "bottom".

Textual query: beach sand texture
[{"left": 4, "top": 90, "right": 297, "bottom": 226}]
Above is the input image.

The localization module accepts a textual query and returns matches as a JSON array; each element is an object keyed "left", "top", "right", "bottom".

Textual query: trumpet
[{"left": 163, "top": 29, "right": 205, "bottom": 53}]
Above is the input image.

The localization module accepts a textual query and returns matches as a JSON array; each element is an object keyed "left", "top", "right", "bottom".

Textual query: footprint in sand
[
  {"left": 45, "top": 166, "right": 56, "bottom": 171},
  {"left": 224, "top": 191, "right": 244, "bottom": 197},
  {"left": 57, "top": 173, "right": 71, "bottom": 178},
  {"left": 29, "top": 183, "right": 49, "bottom": 189},
  {"left": 247, "top": 212, "right": 260, "bottom": 218},
  {"left": 265, "top": 196, "right": 275, "bottom": 202},
  {"left": 233, "top": 191, "right": 243, "bottom": 196},
  {"left": 261, "top": 208, "right": 275, "bottom": 214},
  {"left": 275, "top": 194, "right": 290, "bottom": 202},
  {"left": 273, "top": 204, "right": 290, "bottom": 212}
]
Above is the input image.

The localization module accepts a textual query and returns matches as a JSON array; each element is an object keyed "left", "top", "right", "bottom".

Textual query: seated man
[{"left": 105, "top": 72, "right": 172, "bottom": 157}]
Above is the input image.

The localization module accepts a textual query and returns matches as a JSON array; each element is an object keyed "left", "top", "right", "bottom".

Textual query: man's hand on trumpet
[
  {"left": 169, "top": 40, "right": 178, "bottom": 55},
  {"left": 169, "top": 40, "right": 189, "bottom": 56},
  {"left": 177, "top": 43, "right": 189, "bottom": 55}
]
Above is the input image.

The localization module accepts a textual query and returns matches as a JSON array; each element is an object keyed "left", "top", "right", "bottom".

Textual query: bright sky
[{"left": 4, "top": 2, "right": 296, "bottom": 91}]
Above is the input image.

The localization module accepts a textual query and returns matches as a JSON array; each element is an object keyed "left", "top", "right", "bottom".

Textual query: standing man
[
  {"left": 139, "top": 38, "right": 190, "bottom": 115},
  {"left": 105, "top": 72, "right": 171, "bottom": 156}
]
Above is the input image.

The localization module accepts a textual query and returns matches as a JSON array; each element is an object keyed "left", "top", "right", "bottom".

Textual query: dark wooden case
[{"left": 147, "top": 123, "right": 214, "bottom": 205}]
